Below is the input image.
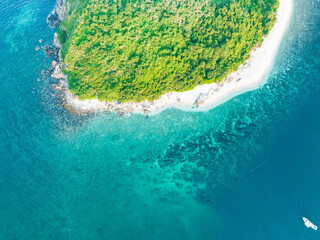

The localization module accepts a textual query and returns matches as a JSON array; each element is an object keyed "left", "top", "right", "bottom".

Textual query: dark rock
[
  {"left": 47, "top": 0, "right": 69, "bottom": 28},
  {"left": 43, "top": 45, "right": 56, "bottom": 59},
  {"left": 47, "top": 11, "right": 61, "bottom": 28}
]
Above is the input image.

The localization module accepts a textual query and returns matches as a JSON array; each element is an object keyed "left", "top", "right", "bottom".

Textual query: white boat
[{"left": 303, "top": 217, "right": 318, "bottom": 230}]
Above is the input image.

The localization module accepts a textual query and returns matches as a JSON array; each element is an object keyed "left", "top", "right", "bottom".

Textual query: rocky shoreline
[
  {"left": 46, "top": 0, "right": 292, "bottom": 116},
  {"left": 45, "top": 1, "right": 242, "bottom": 117},
  {"left": 46, "top": 0, "right": 167, "bottom": 116},
  {"left": 47, "top": 0, "right": 69, "bottom": 28}
]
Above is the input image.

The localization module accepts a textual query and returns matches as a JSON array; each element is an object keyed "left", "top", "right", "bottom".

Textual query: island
[{"left": 48, "top": 0, "right": 292, "bottom": 114}]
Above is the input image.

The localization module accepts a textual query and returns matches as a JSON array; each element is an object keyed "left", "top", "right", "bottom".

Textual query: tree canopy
[{"left": 58, "top": 0, "right": 279, "bottom": 102}]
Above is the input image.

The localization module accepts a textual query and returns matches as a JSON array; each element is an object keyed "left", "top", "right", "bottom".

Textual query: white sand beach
[{"left": 59, "top": 0, "right": 293, "bottom": 115}]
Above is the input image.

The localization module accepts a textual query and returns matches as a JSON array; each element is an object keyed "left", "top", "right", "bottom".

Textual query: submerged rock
[{"left": 43, "top": 45, "right": 57, "bottom": 59}]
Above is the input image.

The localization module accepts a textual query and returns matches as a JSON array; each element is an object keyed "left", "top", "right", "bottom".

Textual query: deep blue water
[{"left": 0, "top": 0, "right": 320, "bottom": 239}]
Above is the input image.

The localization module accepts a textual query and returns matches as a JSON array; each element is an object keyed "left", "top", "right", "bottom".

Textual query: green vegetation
[{"left": 58, "top": 0, "right": 279, "bottom": 102}]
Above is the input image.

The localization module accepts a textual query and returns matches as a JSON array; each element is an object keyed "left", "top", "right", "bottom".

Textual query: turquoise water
[{"left": 0, "top": 0, "right": 320, "bottom": 239}]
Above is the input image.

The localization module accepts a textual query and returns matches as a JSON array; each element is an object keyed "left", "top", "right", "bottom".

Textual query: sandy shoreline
[{"left": 53, "top": 0, "right": 293, "bottom": 115}]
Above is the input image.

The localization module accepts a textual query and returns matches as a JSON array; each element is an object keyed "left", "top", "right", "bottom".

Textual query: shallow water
[{"left": 0, "top": 0, "right": 320, "bottom": 239}]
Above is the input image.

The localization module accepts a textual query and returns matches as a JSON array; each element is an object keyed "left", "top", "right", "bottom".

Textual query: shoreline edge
[{"left": 50, "top": 0, "right": 293, "bottom": 115}]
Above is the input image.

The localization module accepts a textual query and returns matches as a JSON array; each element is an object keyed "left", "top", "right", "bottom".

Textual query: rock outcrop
[
  {"left": 44, "top": 45, "right": 58, "bottom": 59},
  {"left": 51, "top": 64, "right": 66, "bottom": 79},
  {"left": 53, "top": 33, "right": 62, "bottom": 49},
  {"left": 47, "top": 11, "right": 60, "bottom": 28},
  {"left": 53, "top": 33, "right": 62, "bottom": 61},
  {"left": 47, "top": 0, "right": 70, "bottom": 28},
  {"left": 49, "top": 60, "right": 58, "bottom": 70}
]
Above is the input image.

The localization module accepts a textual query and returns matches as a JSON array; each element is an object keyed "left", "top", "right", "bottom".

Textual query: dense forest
[{"left": 58, "top": 0, "right": 279, "bottom": 102}]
